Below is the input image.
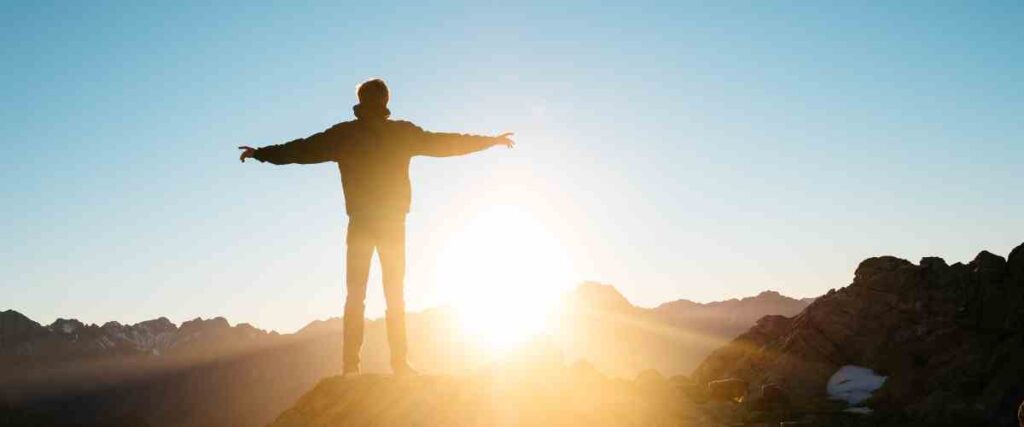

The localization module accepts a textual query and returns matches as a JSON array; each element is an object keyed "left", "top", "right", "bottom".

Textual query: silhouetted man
[{"left": 239, "top": 79, "right": 513, "bottom": 376}]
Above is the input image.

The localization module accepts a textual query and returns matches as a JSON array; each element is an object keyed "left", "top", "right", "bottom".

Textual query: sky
[{"left": 2, "top": 1, "right": 1022, "bottom": 333}]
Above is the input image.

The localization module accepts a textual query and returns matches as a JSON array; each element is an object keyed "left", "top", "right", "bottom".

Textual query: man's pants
[{"left": 343, "top": 215, "right": 407, "bottom": 372}]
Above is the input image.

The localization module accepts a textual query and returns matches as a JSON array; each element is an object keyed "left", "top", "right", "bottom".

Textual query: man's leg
[
  {"left": 343, "top": 217, "right": 374, "bottom": 374},
  {"left": 376, "top": 216, "right": 414, "bottom": 374}
]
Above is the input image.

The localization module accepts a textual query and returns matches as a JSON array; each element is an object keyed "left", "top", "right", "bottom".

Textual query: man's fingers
[{"left": 239, "top": 146, "right": 255, "bottom": 162}]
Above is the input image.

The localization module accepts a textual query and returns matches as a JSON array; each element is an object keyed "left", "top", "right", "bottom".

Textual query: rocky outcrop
[
  {"left": 693, "top": 242, "right": 1024, "bottom": 426},
  {"left": 271, "top": 353, "right": 700, "bottom": 427}
]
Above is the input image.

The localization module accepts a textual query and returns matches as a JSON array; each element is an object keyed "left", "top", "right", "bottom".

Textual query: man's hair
[{"left": 356, "top": 78, "right": 389, "bottom": 106}]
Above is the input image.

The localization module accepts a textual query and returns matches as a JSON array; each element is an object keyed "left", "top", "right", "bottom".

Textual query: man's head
[{"left": 356, "top": 78, "right": 389, "bottom": 107}]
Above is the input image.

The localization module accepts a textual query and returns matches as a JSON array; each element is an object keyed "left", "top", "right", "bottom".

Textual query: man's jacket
[{"left": 254, "top": 113, "right": 496, "bottom": 217}]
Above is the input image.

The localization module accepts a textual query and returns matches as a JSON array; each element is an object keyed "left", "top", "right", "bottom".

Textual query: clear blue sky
[{"left": 2, "top": 1, "right": 1021, "bottom": 332}]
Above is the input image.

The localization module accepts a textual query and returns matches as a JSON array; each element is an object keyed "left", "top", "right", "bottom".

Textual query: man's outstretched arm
[
  {"left": 239, "top": 126, "right": 339, "bottom": 165},
  {"left": 412, "top": 129, "right": 514, "bottom": 157}
]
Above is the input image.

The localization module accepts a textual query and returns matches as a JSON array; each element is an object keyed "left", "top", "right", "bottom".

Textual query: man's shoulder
[
  {"left": 328, "top": 120, "right": 360, "bottom": 131},
  {"left": 386, "top": 119, "right": 421, "bottom": 131}
]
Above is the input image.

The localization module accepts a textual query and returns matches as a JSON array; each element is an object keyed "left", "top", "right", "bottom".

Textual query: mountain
[
  {"left": 655, "top": 289, "right": 814, "bottom": 337},
  {"left": 0, "top": 287, "right": 809, "bottom": 426},
  {"left": 0, "top": 312, "right": 331, "bottom": 427},
  {"left": 557, "top": 282, "right": 812, "bottom": 377},
  {"left": 693, "top": 242, "right": 1024, "bottom": 426}
]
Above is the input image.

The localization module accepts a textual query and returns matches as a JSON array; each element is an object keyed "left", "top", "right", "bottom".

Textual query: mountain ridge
[
  {"left": 1, "top": 285, "right": 809, "bottom": 427},
  {"left": 3, "top": 285, "right": 813, "bottom": 339}
]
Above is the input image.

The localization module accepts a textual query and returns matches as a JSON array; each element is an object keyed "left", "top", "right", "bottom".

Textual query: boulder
[
  {"left": 759, "top": 383, "right": 790, "bottom": 410},
  {"left": 708, "top": 378, "right": 748, "bottom": 402},
  {"left": 1008, "top": 242, "right": 1024, "bottom": 279}
]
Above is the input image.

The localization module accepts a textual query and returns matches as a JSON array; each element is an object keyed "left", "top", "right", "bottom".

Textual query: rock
[
  {"left": 920, "top": 256, "right": 948, "bottom": 271},
  {"left": 971, "top": 250, "right": 1007, "bottom": 284},
  {"left": 853, "top": 256, "right": 913, "bottom": 284},
  {"left": 1008, "top": 242, "right": 1024, "bottom": 279},
  {"left": 271, "top": 367, "right": 699, "bottom": 427},
  {"left": 708, "top": 378, "right": 748, "bottom": 402},
  {"left": 692, "top": 243, "right": 1024, "bottom": 425},
  {"left": 679, "top": 382, "right": 709, "bottom": 404},
  {"left": 1018, "top": 398, "right": 1024, "bottom": 427},
  {"left": 759, "top": 383, "right": 789, "bottom": 410}
]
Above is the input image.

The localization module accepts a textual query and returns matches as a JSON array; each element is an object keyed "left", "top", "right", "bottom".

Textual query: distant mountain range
[
  {"left": 0, "top": 285, "right": 812, "bottom": 427},
  {"left": 559, "top": 283, "right": 812, "bottom": 377}
]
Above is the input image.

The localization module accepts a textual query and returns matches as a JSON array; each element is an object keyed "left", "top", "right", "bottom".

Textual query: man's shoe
[{"left": 391, "top": 361, "right": 419, "bottom": 377}]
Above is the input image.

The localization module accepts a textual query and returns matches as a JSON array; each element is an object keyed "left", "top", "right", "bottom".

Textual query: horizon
[
  {"left": 3, "top": 1, "right": 1022, "bottom": 333},
  {"left": 6, "top": 279, "right": 815, "bottom": 334}
]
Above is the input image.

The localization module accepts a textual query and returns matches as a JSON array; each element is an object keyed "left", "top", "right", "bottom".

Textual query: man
[{"left": 239, "top": 79, "right": 513, "bottom": 376}]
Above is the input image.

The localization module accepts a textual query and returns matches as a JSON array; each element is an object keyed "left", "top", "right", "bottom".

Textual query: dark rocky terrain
[{"left": 694, "top": 242, "right": 1024, "bottom": 426}]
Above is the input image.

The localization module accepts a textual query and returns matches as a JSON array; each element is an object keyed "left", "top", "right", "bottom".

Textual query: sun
[{"left": 434, "top": 205, "right": 575, "bottom": 351}]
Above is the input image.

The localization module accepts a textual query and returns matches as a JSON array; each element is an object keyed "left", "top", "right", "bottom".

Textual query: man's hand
[
  {"left": 494, "top": 132, "right": 515, "bottom": 149},
  {"left": 238, "top": 146, "right": 256, "bottom": 163}
]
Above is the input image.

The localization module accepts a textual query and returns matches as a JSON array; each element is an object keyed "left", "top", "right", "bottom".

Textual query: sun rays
[{"left": 434, "top": 205, "right": 575, "bottom": 351}]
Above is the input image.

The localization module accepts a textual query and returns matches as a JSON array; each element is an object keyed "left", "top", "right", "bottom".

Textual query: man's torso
[{"left": 333, "top": 119, "right": 418, "bottom": 217}]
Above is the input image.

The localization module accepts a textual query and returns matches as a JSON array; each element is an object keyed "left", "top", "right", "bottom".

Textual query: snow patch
[{"left": 827, "top": 365, "right": 886, "bottom": 406}]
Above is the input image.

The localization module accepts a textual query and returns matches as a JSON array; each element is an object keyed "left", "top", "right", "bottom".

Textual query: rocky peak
[
  {"left": 179, "top": 317, "right": 231, "bottom": 335},
  {"left": 1, "top": 310, "right": 45, "bottom": 345},
  {"left": 49, "top": 318, "right": 86, "bottom": 334},
  {"left": 919, "top": 256, "right": 948, "bottom": 271},
  {"left": 971, "top": 250, "right": 1007, "bottom": 283},
  {"left": 1, "top": 309, "right": 39, "bottom": 329},
  {"left": 135, "top": 317, "right": 176, "bottom": 334},
  {"left": 694, "top": 242, "right": 1024, "bottom": 425},
  {"left": 852, "top": 256, "right": 913, "bottom": 283},
  {"left": 567, "top": 281, "right": 634, "bottom": 312},
  {"left": 1008, "top": 244, "right": 1024, "bottom": 277}
]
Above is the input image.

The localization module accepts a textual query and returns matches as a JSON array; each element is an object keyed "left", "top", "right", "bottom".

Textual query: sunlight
[{"left": 435, "top": 205, "right": 575, "bottom": 352}]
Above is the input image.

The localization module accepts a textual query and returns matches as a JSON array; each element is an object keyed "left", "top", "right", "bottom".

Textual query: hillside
[
  {"left": 694, "top": 242, "right": 1024, "bottom": 426},
  {"left": 268, "top": 337, "right": 708, "bottom": 425},
  {"left": 270, "top": 355, "right": 699, "bottom": 427}
]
